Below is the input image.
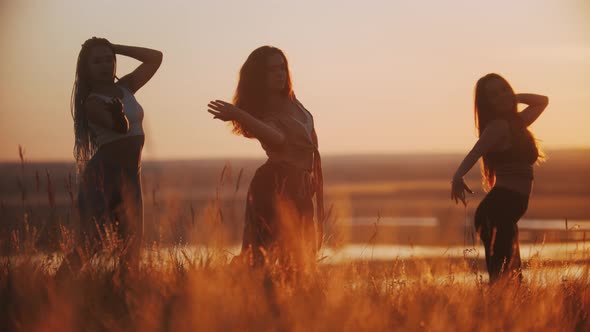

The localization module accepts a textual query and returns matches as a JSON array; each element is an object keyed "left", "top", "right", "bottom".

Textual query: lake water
[{"left": 348, "top": 216, "right": 590, "bottom": 231}]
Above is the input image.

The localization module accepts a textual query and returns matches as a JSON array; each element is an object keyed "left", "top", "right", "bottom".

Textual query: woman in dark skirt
[
  {"left": 59, "top": 37, "right": 162, "bottom": 275},
  {"left": 451, "top": 73, "right": 548, "bottom": 284},
  {"left": 208, "top": 46, "right": 324, "bottom": 270}
]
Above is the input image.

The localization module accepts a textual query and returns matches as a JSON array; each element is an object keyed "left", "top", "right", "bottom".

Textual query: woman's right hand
[
  {"left": 106, "top": 98, "right": 129, "bottom": 134},
  {"left": 85, "top": 97, "right": 127, "bottom": 133},
  {"left": 451, "top": 178, "right": 474, "bottom": 206},
  {"left": 207, "top": 100, "right": 243, "bottom": 122}
]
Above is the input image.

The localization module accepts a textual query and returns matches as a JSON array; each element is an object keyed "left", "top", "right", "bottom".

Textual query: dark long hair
[
  {"left": 474, "top": 73, "right": 540, "bottom": 190},
  {"left": 71, "top": 37, "right": 115, "bottom": 173},
  {"left": 231, "top": 46, "right": 295, "bottom": 138}
]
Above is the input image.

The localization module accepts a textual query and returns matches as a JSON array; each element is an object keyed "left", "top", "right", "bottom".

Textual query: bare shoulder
[
  {"left": 294, "top": 98, "right": 314, "bottom": 118},
  {"left": 294, "top": 98, "right": 309, "bottom": 110}
]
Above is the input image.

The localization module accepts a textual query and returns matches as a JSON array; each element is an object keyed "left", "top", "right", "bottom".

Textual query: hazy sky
[{"left": 0, "top": 0, "right": 588, "bottom": 161}]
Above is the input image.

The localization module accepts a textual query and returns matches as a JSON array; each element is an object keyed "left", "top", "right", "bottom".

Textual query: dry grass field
[{"left": 1, "top": 149, "right": 589, "bottom": 331}]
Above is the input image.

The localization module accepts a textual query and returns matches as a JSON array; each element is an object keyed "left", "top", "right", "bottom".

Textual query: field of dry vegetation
[{"left": 1, "top": 149, "right": 589, "bottom": 331}]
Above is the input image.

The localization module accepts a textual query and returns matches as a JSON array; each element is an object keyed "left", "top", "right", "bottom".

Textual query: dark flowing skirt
[
  {"left": 240, "top": 161, "right": 318, "bottom": 267},
  {"left": 77, "top": 147, "right": 143, "bottom": 263}
]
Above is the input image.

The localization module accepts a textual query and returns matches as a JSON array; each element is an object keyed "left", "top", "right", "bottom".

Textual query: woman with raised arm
[
  {"left": 207, "top": 46, "right": 324, "bottom": 271},
  {"left": 61, "top": 37, "right": 162, "bottom": 274},
  {"left": 451, "top": 73, "right": 548, "bottom": 283}
]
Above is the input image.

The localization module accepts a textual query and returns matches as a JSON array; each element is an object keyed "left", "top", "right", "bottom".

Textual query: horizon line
[{"left": 1, "top": 146, "right": 588, "bottom": 164}]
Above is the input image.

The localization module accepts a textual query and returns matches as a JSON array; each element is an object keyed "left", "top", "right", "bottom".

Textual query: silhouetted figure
[
  {"left": 451, "top": 73, "right": 548, "bottom": 284},
  {"left": 58, "top": 37, "right": 162, "bottom": 276},
  {"left": 208, "top": 46, "right": 324, "bottom": 273}
]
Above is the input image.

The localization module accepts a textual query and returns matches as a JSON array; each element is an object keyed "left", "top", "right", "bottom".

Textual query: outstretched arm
[
  {"left": 516, "top": 93, "right": 549, "bottom": 127},
  {"left": 207, "top": 100, "right": 286, "bottom": 147},
  {"left": 113, "top": 44, "right": 163, "bottom": 94}
]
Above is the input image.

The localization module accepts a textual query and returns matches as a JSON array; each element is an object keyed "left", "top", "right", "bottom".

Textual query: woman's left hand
[{"left": 207, "top": 100, "right": 243, "bottom": 122}]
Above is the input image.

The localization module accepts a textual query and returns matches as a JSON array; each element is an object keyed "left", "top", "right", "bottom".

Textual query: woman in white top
[
  {"left": 451, "top": 73, "right": 548, "bottom": 283},
  {"left": 207, "top": 46, "right": 324, "bottom": 271},
  {"left": 63, "top": 37, "right": 162, "bottom": 273}
]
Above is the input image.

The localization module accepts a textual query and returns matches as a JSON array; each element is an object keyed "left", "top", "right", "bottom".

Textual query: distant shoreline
[{"left": 1, "top": 147, "right": 588, "bottom": 165}]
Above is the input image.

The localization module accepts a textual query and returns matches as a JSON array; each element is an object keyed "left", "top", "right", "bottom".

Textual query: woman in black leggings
[{"left": 451, "top": 73, "right": 548, "bottom": 283}]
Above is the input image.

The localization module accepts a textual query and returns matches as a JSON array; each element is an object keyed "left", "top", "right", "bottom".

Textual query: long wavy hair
[
  {"left": 474, "top": 73, "right": 540, "bottom": 190},
  {"left": 231, "top": 46, "right": 295, "bottom": 138},
  {"left": 71, "top": 37, "right": 115, "bottom": 173}
]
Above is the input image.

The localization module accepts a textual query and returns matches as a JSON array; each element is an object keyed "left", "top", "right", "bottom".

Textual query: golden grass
[
  {"left": 1, "top": 150, "right": 589, "bottom": 331},
  {"left": 1, "top": 246, "right": 589, "bottom": 331}
]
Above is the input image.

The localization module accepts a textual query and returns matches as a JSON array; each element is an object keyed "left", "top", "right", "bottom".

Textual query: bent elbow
[{"left": 152, "top": 50, "right": 163, "bottom": 67}]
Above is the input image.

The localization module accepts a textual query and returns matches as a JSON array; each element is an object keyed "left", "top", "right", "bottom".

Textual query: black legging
[{"left": 474, "top": 187, "right": 529, "bottom": 283}]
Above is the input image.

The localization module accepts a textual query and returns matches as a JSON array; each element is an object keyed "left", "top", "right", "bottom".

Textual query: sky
[{"left": 0, "top": 0, "right": 588, "bottom": 161}]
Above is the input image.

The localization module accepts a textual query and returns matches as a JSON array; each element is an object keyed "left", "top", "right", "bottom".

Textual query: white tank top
[{"left": 87, "top": 85, "right": 145, "bottom": 147}]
